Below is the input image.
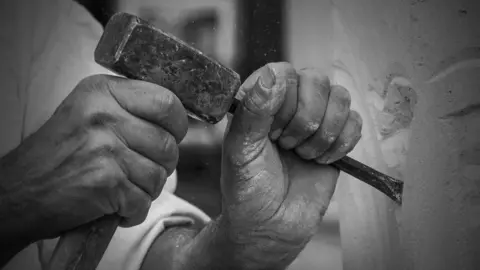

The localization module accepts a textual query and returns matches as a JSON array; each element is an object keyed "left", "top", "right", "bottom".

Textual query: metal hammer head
[{"left": 95, "top": 12, "right": 241, "bottom": 124}]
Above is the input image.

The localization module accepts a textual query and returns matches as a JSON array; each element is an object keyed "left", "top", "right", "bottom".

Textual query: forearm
[
  {"left": 178, "top": 218, "right": 245, "bottom": 270},
  {"left": 0, "top": 153, "right": 38, "bottom": 267},
  {"left": 145, "top": 216, "right": 298, "bottom": 270}
]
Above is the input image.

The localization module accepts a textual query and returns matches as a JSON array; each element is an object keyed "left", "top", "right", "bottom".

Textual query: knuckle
[
  {"left": 295, "top": 145, "right": 319, "bottom": 160},
  {"left": 78, "top": 74, "right": 116, "bottom": 94},
  {"left": 87, "top": 130, "right": 122, "bottom": 154},
  {"left": 281, "top": 113, "right": 321, "bottom": 149},
  {"left": 296, "top": 109, "right": 322, "bottom": 135},
  {"left": 320, "top": 129, "right": 338, "bottom": 145},
  {"left": 94, "top": 156, "right": 124, "bottom": 190},
  {"left": 299, "top": 68, "right": 330, "bottom": 89},
  {"left": 301, "top": 118, "right": 321, "bottom": 135}
]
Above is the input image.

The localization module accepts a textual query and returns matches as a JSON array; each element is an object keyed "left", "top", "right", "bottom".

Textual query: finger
[
  {"left": 277, "top": 68, "right": 331, "bottom": 150},
  {"left": 295, "top": 85, "right": 351, "bottom": 159},
  {"left": 90, "top": 74, "right": 189, "bottom": 143},
  {"left": 118, "top": 148, "right": 168, "bottom": 200},
  {"left": 91, "top": 156, "right": 152, "bottom": 228},
  {"left": 282, "top": 150, "right": 338, "bottom": 217},
  {"left": 269, "top": 66, "right": 299, "bottom": 141},
  {"left": 224, "top": 63, "right": 288, "bottom": 166},
  {"left": 112, "top": 113, "right": 179, "bottom": 176},
  {"left": 235, "top": 63, "right": 298, "bottom": 142},
  {"left": 315, "top": 110, "right": 363, "bottom": 164},
  {"left": 117, "top": 179, "right": 153, "bottom": 227}
]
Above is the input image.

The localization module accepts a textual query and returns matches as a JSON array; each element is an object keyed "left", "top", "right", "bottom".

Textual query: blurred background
[{"left": 74, "top": 0, "right": 342, "bottom": 269}]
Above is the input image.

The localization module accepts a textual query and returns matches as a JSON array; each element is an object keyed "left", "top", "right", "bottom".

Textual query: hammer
[{"left": 47, "top": 12, "right": 403, "bottom": 270}]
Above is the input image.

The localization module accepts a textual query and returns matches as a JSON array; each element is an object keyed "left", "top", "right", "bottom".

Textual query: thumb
[{"left": 223, "top": 63, "right": 288, "bottom": 165}]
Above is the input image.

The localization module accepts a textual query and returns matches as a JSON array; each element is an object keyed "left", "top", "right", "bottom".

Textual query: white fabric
[
  {"left": 98, "top": 192, "right": 210, "bottom": 270},
  {"left": 1, "top": 1, "right": 210, "bottom": 269},
  {"left": 4, "top": 192, "right": 211, "bottom": 270}
]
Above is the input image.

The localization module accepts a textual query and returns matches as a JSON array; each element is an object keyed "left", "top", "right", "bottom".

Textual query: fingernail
[
  {"left": 270, "top": 129, "right": 282, "bottom": 140},
  {"left": 280, "top": 136, "right": 297, "bottom": 149},
  {"left": 259, "top": 65, "right": 275, "bottom": 89}
]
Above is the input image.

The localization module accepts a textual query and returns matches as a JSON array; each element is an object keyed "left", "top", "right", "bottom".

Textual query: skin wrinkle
[
  {"left": 295, "top": 110, "right": 322, "bottom": 137},
  {"left": 248, "top": 157, "right": 291, "bottom": 230},
  {"left": 227, "top": 165, "right": 289, "bottom": 233},
  {"left": 269, "top": 70, "right": 300, "bottom": 142},
  {"left": 228, "top": 131, "right": 269, "bottom": 168},
  {"left": 295, "top": 85, "right": 352, "bottom": 160},
  {"left": 243, "top": 78, "right": 286, "bottom": 117},
  {"left": 227, "top": 145, "right": 287, "bottom": 220},
  {"left": 278, "top": 70, "right": 331, "bottom": 150},
  {"left": 230, "top": 153, "right": 270, "bottom": 186}
]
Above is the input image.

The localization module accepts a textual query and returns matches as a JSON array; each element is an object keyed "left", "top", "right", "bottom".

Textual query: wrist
[
  {"left": 179, "top": 216, "right": 235, "bottom": 270},
  {"left": 182, "top": 215, "right": 295, "bottom": 270}
]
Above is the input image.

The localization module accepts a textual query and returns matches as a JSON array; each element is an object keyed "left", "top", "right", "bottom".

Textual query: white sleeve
[{"left": 97, "top": 191, "right": 211, "bottom": 270}]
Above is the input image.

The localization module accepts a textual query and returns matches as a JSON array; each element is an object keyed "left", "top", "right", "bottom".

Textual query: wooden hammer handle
[{"left": 47, "top": 215, "right": 119, "bottom": 270}]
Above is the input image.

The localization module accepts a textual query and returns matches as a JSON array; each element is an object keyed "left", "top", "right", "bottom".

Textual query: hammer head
[{"left": 95, "top": 12, "right": 241, "bottom": 124}]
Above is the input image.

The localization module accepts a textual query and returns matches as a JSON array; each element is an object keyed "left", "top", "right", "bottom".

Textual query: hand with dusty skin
[
  {"left": 0, "top": 75, "right": 188, "bottom": 265},
  {"left": 142, "top": 62, "right": 362, "bottom": 270},
  {"left": 219, "top": 62, "right": 362, "bottom": 267}
]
